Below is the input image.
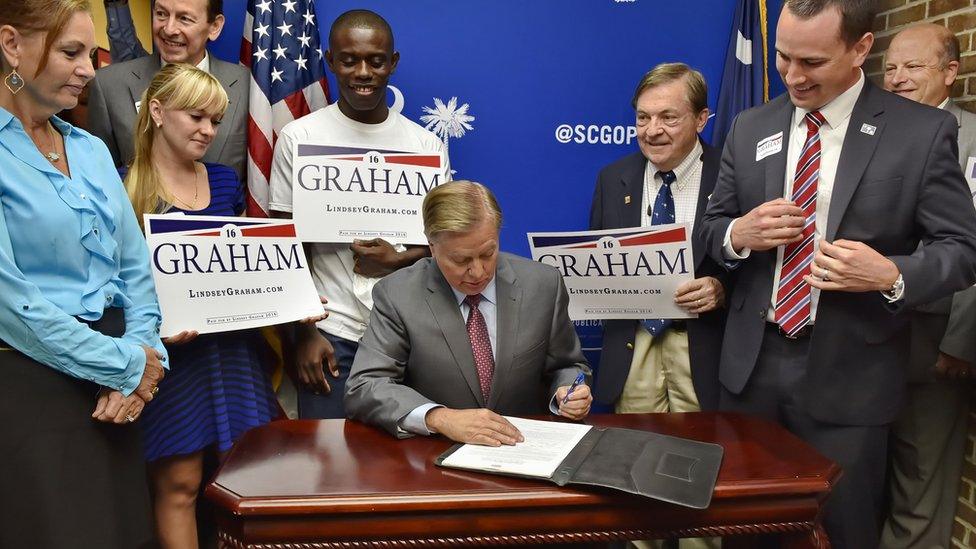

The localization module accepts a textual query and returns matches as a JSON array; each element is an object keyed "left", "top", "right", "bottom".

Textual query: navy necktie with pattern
[{"left": 641, "top": 170, "right": 677, "bottom": 337}]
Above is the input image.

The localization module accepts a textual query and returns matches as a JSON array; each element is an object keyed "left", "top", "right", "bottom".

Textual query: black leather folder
[{"left": 435, "top": 426, "right": 723, "bottom": 509}]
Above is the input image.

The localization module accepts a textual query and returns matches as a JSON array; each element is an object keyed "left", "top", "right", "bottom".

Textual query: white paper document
[{"left": 439, "top": 417, "right": 592, "bottom": 478}]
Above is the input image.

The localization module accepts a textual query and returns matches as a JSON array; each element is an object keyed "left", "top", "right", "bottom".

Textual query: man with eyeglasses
[
  {"left": 87, "top": 0, "right": 248, "bottom": 180},
  {"left": 880, "top": 23, "right": 976, "bottom": 549},
  {"left": 590, "top": 63, "right": 729, "bottom": 424}
]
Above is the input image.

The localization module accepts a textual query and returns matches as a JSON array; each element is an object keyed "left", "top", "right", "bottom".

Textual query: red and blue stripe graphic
[
  {"left": 296, "top": 144, "right": 444, "bottom": 169},
  {"left": 530, "top": 226, "right": 687, "bottom": 249},
  {"left": 147, "top": 218, "right": 297, "bottom": 238}
]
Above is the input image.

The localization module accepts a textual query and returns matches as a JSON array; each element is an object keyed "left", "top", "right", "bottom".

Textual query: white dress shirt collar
[
  {"left": 647, "top": 139, "right": 703, "bottom": 193},
  {"left": 793, "top": 70, "right": 864, "bottom": 131},
  {"left": 162, "top": 51, "right": 211, "bottom": 74},
  {"left": 450, "top": 276, "right": 498, "bottom": 306}
]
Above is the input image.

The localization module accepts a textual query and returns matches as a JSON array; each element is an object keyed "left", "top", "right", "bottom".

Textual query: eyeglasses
[{"left": 635, "top": 111, "right": 691, "bottom": 128}]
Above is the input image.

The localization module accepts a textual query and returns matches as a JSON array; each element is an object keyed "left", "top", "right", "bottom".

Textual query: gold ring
[{"left": 151, "top": 386, "right": 160, "bottom": 396}]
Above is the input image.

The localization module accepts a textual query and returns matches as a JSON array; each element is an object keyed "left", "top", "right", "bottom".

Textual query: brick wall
[
  {"left": 866, "top": 2, "right": 976, "bottom": 547},
  {"left": 866, "top": 0, "right": 976, "bottom": 113}
]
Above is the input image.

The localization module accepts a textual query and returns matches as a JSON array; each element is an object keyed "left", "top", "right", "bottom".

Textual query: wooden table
[{"left": 207, "top": 413, "right": 839, "bottom": 548}]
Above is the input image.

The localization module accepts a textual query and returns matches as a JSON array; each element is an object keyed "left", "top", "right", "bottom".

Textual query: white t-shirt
[{"left": 269, "top": 103, "right": 450, "bottom": 341}]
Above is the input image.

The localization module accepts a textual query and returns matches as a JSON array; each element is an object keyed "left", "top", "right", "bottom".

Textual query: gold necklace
[
  {"left": 41, "top": 123, "right": 61, "bottom": 163},
  {"left": 170, "top": 165, "right": 201, "bottom": 209}
]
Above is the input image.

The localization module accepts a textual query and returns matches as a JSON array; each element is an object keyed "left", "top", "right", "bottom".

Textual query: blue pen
[{"left": 561, "top": 372, "right": 586, "bottom": 405}]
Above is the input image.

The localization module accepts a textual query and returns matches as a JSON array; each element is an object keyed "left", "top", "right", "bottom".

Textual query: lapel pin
[
  {"left": 860, "top": 123, "right": 876, "bottom": 136},
  {"left": 624, "top": 195, "right": 631, "bottom": 205}
]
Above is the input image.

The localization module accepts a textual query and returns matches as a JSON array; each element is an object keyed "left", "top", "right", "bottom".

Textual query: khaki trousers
[
  {"left": 616, "top": 326, "right": 719, "bottom": 549},
  {"left": 616, "top": 326, "right": 700, "bottom": 414}
]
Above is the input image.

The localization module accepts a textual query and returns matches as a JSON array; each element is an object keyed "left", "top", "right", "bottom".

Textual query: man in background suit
[
  {"left": 345, "top": 181, "right": 592, "bottom": 445},
  {"left": 880, "top": 23, "right": 976, "bottom": 549},
  {"left": 591, "top": 63, "right": 728, "bottom": 417},
  {"left": 87, "top": 0, "right": 248, "bottom": 179},
  {"left": 699, "top": 1, "right": 976, "bottom": 547}
]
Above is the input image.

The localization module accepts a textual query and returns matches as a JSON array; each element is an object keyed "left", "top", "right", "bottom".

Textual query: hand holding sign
[
  {"left": 674, "top": 276, "right": 725, "bottom": 314},
  {"left": 351, "top": 238, "right": 402, "bottom": 278}
]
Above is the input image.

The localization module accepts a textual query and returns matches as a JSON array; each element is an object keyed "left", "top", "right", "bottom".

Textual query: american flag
[{"left": 241, "top": 0, "right": 331, "bottom": 217}]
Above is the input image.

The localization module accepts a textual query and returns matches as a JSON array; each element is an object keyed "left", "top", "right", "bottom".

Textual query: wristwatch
[{"left": 883, "top": 273, "right": 905, "bottom": 300}]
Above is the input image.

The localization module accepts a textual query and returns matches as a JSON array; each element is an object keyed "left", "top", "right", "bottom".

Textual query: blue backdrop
[
  {"left": 205, "top": 1, "right": 786, "bottom": 385},
  {"left": 210, "top": 0, "right": 785, "bottom": 257}
]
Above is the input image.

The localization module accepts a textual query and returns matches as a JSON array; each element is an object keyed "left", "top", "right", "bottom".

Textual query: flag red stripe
[
  {"left": 247, "top": 116, "right": 274, "bottom": 182},
  {"left": 241, "top": 224, "right": 297, "bottom": 237},
  {"left": 381, "top": 155, "right": 443, "bottom": 168},
  {"left": 283, "top": 89, "right": 311, "bottom": 120}
]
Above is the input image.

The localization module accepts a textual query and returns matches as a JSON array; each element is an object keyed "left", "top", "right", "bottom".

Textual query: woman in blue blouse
[{"left": 0, "top": 1, "right": 166, "bottom": 548}]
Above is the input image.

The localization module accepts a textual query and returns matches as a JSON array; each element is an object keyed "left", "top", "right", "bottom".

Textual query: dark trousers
[
  {"left": 297, "top": 330, "right": 358, "bottom": 419},
  {"left": 720, "top": 324, "right": 888, "bottom": 549}
]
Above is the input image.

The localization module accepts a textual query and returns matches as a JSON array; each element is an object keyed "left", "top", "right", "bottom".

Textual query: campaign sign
[
  {"left": 292, "top": 143, "right": 447, "bottom": 244},
  {"left": 528, "top": 224, "right": 696, "bottom": 321},
  {"left": 145, "top": 215, "right": 325, "bottom": 337}
]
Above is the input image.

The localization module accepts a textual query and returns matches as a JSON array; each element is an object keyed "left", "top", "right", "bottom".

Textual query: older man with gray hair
[
  {"left": 881, "top": 22, "right": 976, "bottom": 549},
  {"left": 345, "top": 181, "right": 592, "bottom": 445}
]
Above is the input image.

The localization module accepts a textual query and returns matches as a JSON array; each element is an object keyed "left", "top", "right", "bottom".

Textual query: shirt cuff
[
  {"left": 549, "top": 392, "right": 560, "bottom": 415},
  {"left": 399, "top": 402, "right": 442, "bottom": 436},
  {"left": 104, "top": 341, "right": 147, "bottom": 396},
  {"left": 722, "top": 219, "right": 751, "bottom": 260}
]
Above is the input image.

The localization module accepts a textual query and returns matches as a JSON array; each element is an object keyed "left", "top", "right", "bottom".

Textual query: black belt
[
  {"left": 766, "top": 321, "right": 813, "bottom": 340},
  {"left": 0, "top": 308, "right": 124, "bottom": 350}
]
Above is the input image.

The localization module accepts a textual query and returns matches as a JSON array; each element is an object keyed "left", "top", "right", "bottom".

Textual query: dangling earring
[{"left": 4, "top": 69, "right": 24, "bottom": 94}]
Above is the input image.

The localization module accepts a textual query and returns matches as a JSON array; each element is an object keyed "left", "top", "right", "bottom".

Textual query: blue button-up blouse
[{"left": 0, "top": 107, "right": 167, "bottom": 395}]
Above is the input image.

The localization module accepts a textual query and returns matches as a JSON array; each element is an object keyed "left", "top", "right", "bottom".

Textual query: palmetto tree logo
[{"left": 419, "top": 96, "right": 475, "bottom": 154}]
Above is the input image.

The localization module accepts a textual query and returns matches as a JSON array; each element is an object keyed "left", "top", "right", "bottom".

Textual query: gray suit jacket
[
  {"left": 700, "top": 81, "right": 976, "bottom": 425},
  {"left": 344, "top": 253, "right": 590, "bottom": 438},
  {"left": 910, "top": 101, "right": 976, "bottom": 379},
  {"left": 86, "top": 53, "right": 249, "bottom": 179}
]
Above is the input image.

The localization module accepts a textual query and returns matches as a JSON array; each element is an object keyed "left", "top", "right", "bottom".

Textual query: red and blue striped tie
[{"left": 775, "top": 111, "right": 826, "bottom": 337}]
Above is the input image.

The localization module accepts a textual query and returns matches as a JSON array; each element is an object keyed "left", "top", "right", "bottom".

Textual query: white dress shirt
[
  {"left": 641, "top": 140, "right": 704, "bottom": 229},
  {"left": 724, "top": 72, "right": 868, "bottom": 322}
]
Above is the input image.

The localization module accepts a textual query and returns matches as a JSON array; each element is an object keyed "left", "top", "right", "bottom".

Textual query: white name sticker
[
  {"left": 756, "top": 132, "right": 783, "bottom": 161},
  {"left": 860, "top": 123, "right": 877, "bottom": 136}
]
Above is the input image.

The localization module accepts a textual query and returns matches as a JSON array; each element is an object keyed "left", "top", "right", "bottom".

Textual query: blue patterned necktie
[{"left": 641, "top": 170, "right": 677, "bottom": 337}]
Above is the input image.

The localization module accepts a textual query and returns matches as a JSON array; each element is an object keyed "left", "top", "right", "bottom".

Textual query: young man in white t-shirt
[{"left": 269, "top": 9, "right": 450, "bottom": 418}]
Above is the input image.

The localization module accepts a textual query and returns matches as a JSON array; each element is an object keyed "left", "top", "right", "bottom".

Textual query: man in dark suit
[
  {"left": 880, "top": 23, "right": 976, "bottom": 549},
  {"left": 345, "top": 181, "right": 592, "bottom": 445},
  {"left": 699, "top": 1, "right": 976, "bottom": 547},
  {"left": 590, "top": 63, "right": 727, "bottom": 415},
  {"left": 87, "top": 0, "right": 248, "bottom": 179}
]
